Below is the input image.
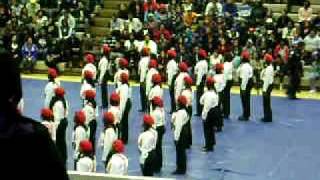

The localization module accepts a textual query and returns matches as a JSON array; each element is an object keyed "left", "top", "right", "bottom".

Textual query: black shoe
[
  {"left": 261, "top": 118, "right": 272, "bottom": 122},
  {"left": 138, "top": 109, "right": 145, "bottom": 112},
  {"left": 194, "top": 113, "right": 201, "bottom": 116},
  {"left": 223, "top": 115, "right": 229, "bottom": 119},
  {"left": 216, "top": 127, "right": 222, "bottom": 132},
  {"left": 238, "top": 116, "right": 249, "bottom": 121},
  {"left": 202, "top": 147, "right": 213, "bottom": 152},
  {"left": 172, "top": 170, "right": 186, "bottom": 175}
]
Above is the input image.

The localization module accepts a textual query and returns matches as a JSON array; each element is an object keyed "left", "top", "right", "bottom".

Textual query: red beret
[
  {"left": 84, "top": 89, "right": 96, "bottom": 99},
  {"left": 48, "top": 68, "right": 58, "bottom": 78},
  {"left": 74, "top": 110, "right": 86, "bottom": 125},
  {"left": 110, "top": 92, "right": 120, "bottom": 105},
  {"left": 84, "top": 70, "right": 94, "bottom": 80},
  {"left": 85, "top": 53, "right": 95, "bottom": 63},
  {"left": 167, "top": 49, "right": 177, "bottom": 58},
  {"left": 120, "top": 72, "right": 129, "bottom": 83},
  {"left": 215, "top": 63, "right": 224, "bottom": 73},
  {"left": 149, "top": 59, "right": 158, "bottom": 68},
  {"left": 206, "top": 76, "right": 216, "bottom": 87},
  {"left": 199, "top": 49, "right": 208, "bottom": 58},
  {"left": 264, "top": 53, "right": 273, "bottom": 63},
  {"left": 54, "top": 87, "right": 65, "bottom": 97},
  {"left": 143, "top": 114, "right": 154, "bottom": 126},
  {"left": 142, "top": 47, "right": 150, "bottom": 56},
  {"left": 103, "top": 111, "right": 115, "bottom": 124},
  {"left": 152, "top": 96, "right": 164, "bottom": 107},
  {"left": 241, "top": 50, "right": 250, "bottom": 60},
  {"left": 79, "top": 140, "right": 93, "bottom": 153},
  {"left": 152, "top": 73, "right": 162, "bottom": 84},
  {"left": 119, "top": 58, "right": 129, "bottom": 68},
  {"left": 184, "top": 75, "right": 193, "bottom": 86},
  {"left": 178, "top": 62, "right": 188, "bottom": 72},
  {"left": 103, "top": 44, "right": 111, "bottom": 54},
  {"left": 159, "top": 3, "right": 167, "bottom": 10},
  {"left": 113, "top": 139, "right": 125, "bottom": 153},
  {"left": 177, "top": 95, "right": 187, "bottom": 106},
  {"left": 41, "top": 108, "right": 53, "bottom": 120}
]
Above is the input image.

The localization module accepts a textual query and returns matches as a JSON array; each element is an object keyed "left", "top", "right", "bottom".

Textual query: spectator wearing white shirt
[
  {"left": 304, "top": 30, "right": 320, "bottom": 58},
  {"left": 298, "top": 1, "right": 313, "bottom": 23},
  {"left": 260, "top": 54, "right": 275, "bottom": 122},
  {"left": 205, "top": 0, "right": 223, "bottom": 16}
]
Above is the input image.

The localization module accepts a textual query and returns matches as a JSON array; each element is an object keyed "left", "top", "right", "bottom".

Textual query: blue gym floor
[{"left": 22, "top": 79, "right": 320, "bottom": 180}]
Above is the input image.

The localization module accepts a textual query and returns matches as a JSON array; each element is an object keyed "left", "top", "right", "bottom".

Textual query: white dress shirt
[
  {"left": 150, "top": 107, "right": 165, "bottom": 127},
  {"left": 213, "top": 74, "right": 226, "bottom": 93},
  {"left": 260, "top": 64, "right": 274, "bottom": 92},
  {"left": 138, "top": 56, "right": 150, "bottom": 83},
  {"left": 44, "top": 81, "right": 60, "bottom": 107},
  {"left": 82, "top": 63, "right": 97, "bottom": 80},
  {"left": 73, "top": 126, "right": 89, "bottom": 159},
  {"left": 195, "top": 60, "right": 209, "bottom": 86},
  {"left": 223, "top": 61, "right": 233, "bottom": 81},
  {"left": 237, "top": 62, "right": 253, "bottom": 90},
  {"left": 138, "top": 128, "right": 157, "bottom": 164},
  {"left": 98, "top": 56, "right": 109, "bottom": 84},
  {"left": 107, "top": 153, "right": 128, "bottom": 175},
  {"left": 174, "top": 72, "right": 189, "bottom": 99},
  {"left": 108, "top": 106, "right": 121, "bottom": 125},
  {"left": 200, "top": 90, "right": 219, "bottom": 120},
  {"left": 166, "top": 59, "right": 178, "bottom": 87},
  {"left": 145, "top": 68, "right": 158, "bottom": 96},
  {"left": 77, "top": 156, "right": 95, "bottom": 172},
  {"left": 101, "top": 127, "right": 118, "bottom": 162},
  {"left": 172, "top": 109, "right": 188, "bottom": 141}
]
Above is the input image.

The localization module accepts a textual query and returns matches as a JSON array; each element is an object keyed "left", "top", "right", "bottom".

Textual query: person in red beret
[
  {"left": 195, "top": 49, "right": 209, "bottom": 116},
  {"left": 108, "top": 92, "right": 121, "bottom": 128},
  {"left": 41, "top": 108, "right": 56, "bottom": 141},
  {"left": 44, "top": 68, "right": 61, "bottom": 108},
  {"left": 100, "top": 112, "right": 118, "bottom": 167},
  {"left": 166, "top": 49, "right": 179, "bottom": 113},
  {"left": 138, "top": 47, "right": 151, "bottom": 112},
  {"left": 114, "top": 58, "right": 129, "bottom": 88},
  {"left": 260, "top": 53, "right": 275, "bottom": 122},
  {"left": 80, "top": 70, "right": 96, "bottom": 103},
  {"left": 175, "top": 62, "right": 189, "bottom": 105},
  {"left": 213, "top": 63, "right": 226, "bottom": 130},
  {"left": 82, "top": 90, "right": 97, "bottom": 153},
  {"left": 200, "top": 77, "right": 220, "bottom": 151},
  {"left": 82, "top": 53, "right": 97, "bottom": 81},
  {"left": 150, "top": 96, "right": 165, "bottom": 172},
  {"left": 138, "top": 114, "right": 157, "bottom": 176},
  {"left": 106, "top": 139, "right": 128, "bottom": 175},
  {"left": 76, "top": 140, "right": 95, "bottom": 172},
  {"left": 181, "top": 75, "right": 193, "bottom": 148},
  {"left": 148, "top": 73, "right": 163, "bottom": 111},
  {"left": 222, "top": 53, "right": 234, "bottom": 119},
  {"left": 50, "top": 86, "right": 69, "bottom": 165},
  {"left": 116, "top": 73, "right": 132, "bottom": 144},
  {"left": 72, "top": 110, "right": 89, "bottom": 169},
  {"left": 146, "top": 59, "right": 159, "bottom": 102},
  {"left": 237, "top": 50, "right": 254, "bottom": 121},
  {"left": 171, "top": 95, "right": 189, "bottom": 174},
  {"left": 98, "top": 44, "right": 112, "bottom": 109}
]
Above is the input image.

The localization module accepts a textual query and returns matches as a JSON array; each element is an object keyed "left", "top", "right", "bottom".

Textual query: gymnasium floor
[{"left": 22, "top": 75, "right": 320, "bottom": 180}]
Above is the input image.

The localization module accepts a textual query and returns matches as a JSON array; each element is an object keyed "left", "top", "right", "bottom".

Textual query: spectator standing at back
[{"left": 21, "top": 36, "right": 38, "bottom": 73}]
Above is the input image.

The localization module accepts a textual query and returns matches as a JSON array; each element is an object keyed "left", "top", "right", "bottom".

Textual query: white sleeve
[
  {"left": 240, "top": 66, "right": 249, "bottom": 90},
  {"left": 174, "top": 112, "right": 184, "bottom": 141},
  {"left": 102, "top": 130, "right": 113, "bottom": 161},
  {"left": 53, "top": 102, "right": 64, "bottom": 122},
  {"left": 262, "top": 67, "right": 273, "bottom": 92},
  {"left": 99, "top": 59, "right": 108, "bottom": 83}
]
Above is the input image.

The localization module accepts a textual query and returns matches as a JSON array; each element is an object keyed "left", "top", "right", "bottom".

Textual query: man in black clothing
[{"left": 0, "top": 40, "right": 69, "bottom": 180}]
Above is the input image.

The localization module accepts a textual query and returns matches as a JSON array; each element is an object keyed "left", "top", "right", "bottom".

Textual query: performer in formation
[
  {"left": 106, "top": 140, "right": 128, "bottom": 175},
  {"left": 98, "top": 44, "right": 111, "bottom": 109},
  {"left": 101, "top": 112, "right": 118, "bottom": 167}
]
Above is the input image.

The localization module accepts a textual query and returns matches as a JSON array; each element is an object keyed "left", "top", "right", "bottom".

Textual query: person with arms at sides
[
  {"left": 107, "top": 140, "right": 128, "bottom": 175},
  {"left": 108, "top": 92, "right": 121, "bottom": 135},
  {"left": 44, "top": 68, "right": 60, "bottom": 108},
  {"left": 80, "top": 70, "right": 96, "bottom": 105},
  {"left": 145, "top": 59, "right": 159, "bottom": 111},
  {"left": 174, "top": 62, "right": 190, "bottom": 108},
  {"left": 138, "top": 114, "right": 158, "bottom": 176},
  {"left": 181, "top": 75, "right": 193, "bottom": 148},
  {"left": 0, "top": 49, "right": 69, "bottom": 179},
  {"left": 200, "top": 77, "right": 220, "bottom": 152},
  {"left": 171, "top": 95, "right": 189, "bottom": 174},
  {"left": 73, "top": 111, "right": 89, "bottom": 169},
  {"left": 237, "top": 50, "right": 253, "bottom": 121},
  {"left": 194, "top": 49, "right": 209, "bottom": 116},
  {"left": 222, "top": 53, "right": 233, "bottom": 119},
  {"left": 82, "top": 53, "right": 97, "bottom": 81},
  {"left": 114, "top": 58, "right": 130, "bottom": 88},
  {"left": 98, "top": 44, "right": 112, "bottom": 109},
  {"left": 150, "top": 96, "right": 165, "bottom": 173},
  {"left": 138, "top": 47, "right": 151, "bottom": 112},
  {"left": 148, "top": 73, "right": 163, "bottom": 111},
  {"left": 50, "top": 87, "right": 69, "bottom": 166},
  {"left": 76, "top": 140, "right": 95, "bottom": 172},
  {"left": 100, "top": 112, "right": 118, "bottom": 167},
  {"left": 40, "top": 108, "right": 56, "bottom": 142},
  {"left": 166, "top": 49, "right": 178, "bottom": 113},
  {"left": 213, "top": 63, "right": 225, "bottom": 132},
  {"left": 260, "top": 53, "right": 275, "bottom": 122}
]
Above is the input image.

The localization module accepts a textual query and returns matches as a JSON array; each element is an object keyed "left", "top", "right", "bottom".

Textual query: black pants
[
  {"left": 196, "top": 83, "right": 204, "bottom": 115},
  {"left": 203, "top": 107, "right": 219, "bottom": 149},
  {"left": 22, "top": 58, "right": 36, "bottom": 72},
  {"left": 175, "top": 140, "right": 187, "bottom": 173},
  {"left": 263, "top": 85, "right": 273, "bottom": 121},
  {"left": 169, "top": 84, "right": 176, "bottom": 112},
  {"left": 287, "top": 76, "right": 300, "bottom": 99},
  {"left": 186, "top": 106, "right": 192, "bottom": 147},
  {"left": 140, "top": 82, "right": 147, "bottom": 111},
  {"left": 88, "top": 120, "right": 97, "bottom": 153},
  {"left": 154, "top": 126, "right": 165, "bottom": 172},
  {"left": 120, "top": 100, "right": 131, "bottom": 144},
  {"left": 141, "top": 150, "right": 155, "bottom": 176},
  {"left": 223, "top": 80, "right": 233, "bottom": 118},
  {"left": 56, "top": 118, "right": 68, "bottom": 166},
  {"left": 101, "top": 73, "right": 109, "bottom": 109},
  {"left": 240, "top": 79, "right": 253, "bottom": 119}
]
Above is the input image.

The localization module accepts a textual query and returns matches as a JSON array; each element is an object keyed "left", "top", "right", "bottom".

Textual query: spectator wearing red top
[{"left": 153, "top": 23, "right": 172, "bottom": 42}]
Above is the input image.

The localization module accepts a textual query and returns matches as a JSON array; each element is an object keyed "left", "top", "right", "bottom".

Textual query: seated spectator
[
  {"left": 10, "top": 34, "right": 21, "bottom": 63},
  {"left": 34, "top": 10, "right": 48, "bottom": 32},
  {"left": 58, "top": 10, "right": 76, "bottom": 39},
  {"left": 143, "top": 0, "right": 158, "bottom": 22},
  {"left": 312, "top": 11, "right": 320, "bottom": 30},
  {"left": 126, "top": 13, "right": 143, "bottom": 36},
  {"left": 0, "top": 3, "right": 10, "bottom": 28},
  {"left": 276, "top": 9, "right": 294, "bottom": 33},
  {"left": 298, "top": 1, "right": 313, "bottom": 23},
  {"left": 21, "top": 36, "right": 38, "bottom": 72},
  {"left": 250, "top": 0, "right": 267, "bottom": 26},
  {"left": 66, "top": 32, "right": 81, "bottom": 67},
  {"left": 237, "top": 0, "right": 252, "bottom": 18},
  {"left": 223, "top": 0, "right": 238, "bottom": 18},
  {"left": 46, "top": 38, "right": 62, "bottom": 72},
  {"left": 205, "top": 0, "right": 223, "bottom": 17},
  {"left": 110, "top": 14, "right": 124, "bottom": 38},
  {"left": 304, "top": 29, "right": 320, "bottom": 63},
  {"left": 183, "top": 9, "right": 198, "bottom": 27},
  {"left": 26, "top": 0, "right": 41, "bottom": 18},
  {"left": 118, "top": 3, "right": 129, "bottom": 20},
  {"left": 309, "top": 51, "right": 320, "bottom": 93},
  {"left": 37, "top": 28, "right": 49, "bottom": 60},
  {"left": 9, "top": 0, "right": 24, "bottom": 17},
  {"left": 153, "top": 23, "right": 171, "bottom": 42},
  {"left": 19, "top": 7, "right": 32, "bottom": 29}
]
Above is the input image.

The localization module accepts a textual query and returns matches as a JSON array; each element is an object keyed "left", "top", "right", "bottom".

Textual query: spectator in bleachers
[
  {"left": 304, "top": 29, "right": 320, "bottom": 63},
  {"left": 46, "top": 38, "right": 62, "bottom": 71},
  {"left": 37, "top": 28, "right": 49, "bottom": 60},
  {"left": 250, "top": 0, "right": 267, "bottom": 26},
  {"left": 34, "top": 10, "right": 48, "bottom": 31},
  {"left": 21, "top": 36, "right": 38, "bottom": 72},
  {"left": 118, "top": 3, "right": 129, "bottom": 20},
  {"left": 9, "top": 0, "right": 23, "bottom": 17},
  {"left": 110, "top": 14, "right": 124, "bottom": 38},
  {"left": 276, "top": 9, "right": 294, "bottom": 34},
  {"left": 58, "top": 10, "right": 76, "bottom": 38},
  {"left": 26, "top": 0, "right": 41, "bottom": 18},
  {"left": 0, "top": 3, "right": 10, "bottom": 28},
  {"left": 10, "top": 34, "right": 21, "bottom": 62},
  {"left": 183, "top": 9, "right": 198, "bottom": 27},
  {"left": 126, "top": 13, "right": 143, "bottom": 37},
  {"left": 223, "top": 0, "right": 238, "bottom": 18},
  {"left": 205, "top": 0, "right": 223, "bottom": 17},
  {"left": 309, "top": 50, "right": 320, "bottom": 93},
  {"left": 237, "top": 0, "right": 252, "bottom": 18},
  {"left": 312, "top": 11, "right": 320, "bottom": 30},
  {"left": 298, "top": 0, "right": 313, "bottom": 23}
]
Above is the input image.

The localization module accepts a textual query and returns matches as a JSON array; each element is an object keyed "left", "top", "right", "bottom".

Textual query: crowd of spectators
[{"left": 104, "top": 0, "right": 320, "bottom": 91}]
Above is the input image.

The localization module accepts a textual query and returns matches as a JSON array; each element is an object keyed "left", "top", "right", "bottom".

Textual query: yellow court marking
[{"left": 22, "top": 74, "right": 320, "bottom": 100}]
